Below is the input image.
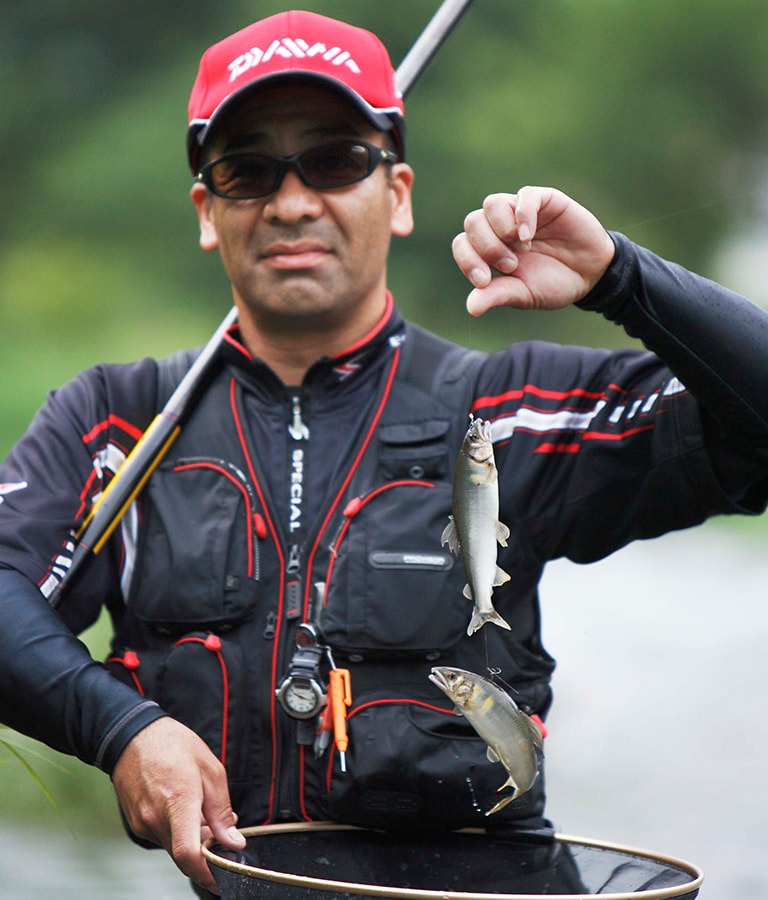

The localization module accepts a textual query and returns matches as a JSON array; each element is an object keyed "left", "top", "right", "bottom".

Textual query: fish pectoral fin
[
  {"left": 495, "top": 521, "right": 510, "bottom": 547},
  {"left": 486, "top": 746, "right": 500, "bottom": 763},
  {"left": 440, "top": 517, "right": 461, "bottom": 556},
  {"left": 463, "top": 583, "right": 474, "bottom": 600},
  {"left": 493, "top": 566, "right": 510, "bottom": 588}
]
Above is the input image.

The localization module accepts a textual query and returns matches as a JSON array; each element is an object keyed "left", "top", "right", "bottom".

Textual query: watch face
[{"left": 283, "top": 679, "right": 322, "bottom": 717}]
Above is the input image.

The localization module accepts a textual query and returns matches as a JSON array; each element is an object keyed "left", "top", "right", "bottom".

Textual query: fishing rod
[
  {"left": 48, "top": 0, "right": 476, "bottom": 609},
  {"left": 395, "top": 0, "right": 474, "bottom": 97}
]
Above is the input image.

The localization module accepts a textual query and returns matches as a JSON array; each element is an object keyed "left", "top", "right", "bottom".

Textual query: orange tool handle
[{"left": 329, "top": 668, "right": 351, "bottom": 755}]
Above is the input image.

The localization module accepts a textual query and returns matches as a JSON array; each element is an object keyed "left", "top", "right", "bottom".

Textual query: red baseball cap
[{"left": 187, "top": 10, "right": 406, "bottom": 172}]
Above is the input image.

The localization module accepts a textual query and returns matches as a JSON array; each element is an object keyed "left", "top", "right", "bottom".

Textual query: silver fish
[
  {"left": 441, "top": 416, "right": 511, "bottom": 635},
  {"left": 428, "top": 666, "right": 542, "bottom": 815}
]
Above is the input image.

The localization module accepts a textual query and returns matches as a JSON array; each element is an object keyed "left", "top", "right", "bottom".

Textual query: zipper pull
[
  {"left": 288, "top": 393, "right": 309, "bottom": 441},
  {"left": 286, "top": 577, "right": 302, "bottom": 621},
  {"left": 263, "top": 610, "right": 277, "bottom": 640},
  {"left": 285, "top": 543, "right": 302, "bottom": 620}
]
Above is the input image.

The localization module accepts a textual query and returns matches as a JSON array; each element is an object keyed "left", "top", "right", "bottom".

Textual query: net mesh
[{"left": 205, "top": 826, "right": 701, "bottom": 899}]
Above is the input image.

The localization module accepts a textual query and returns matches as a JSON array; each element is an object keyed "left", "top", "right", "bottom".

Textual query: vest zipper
[
  {"left": 279, "top": 389, "right": 311, "bottom": 819},
  {"left": 288, "top": 392, "right": 310, "bottom": 442},
  {"left": 286, "top": 390, "right": 309, "bottom": 624},
  {"left": 292, "top": 347, "right": 403, "bottom": 820}
]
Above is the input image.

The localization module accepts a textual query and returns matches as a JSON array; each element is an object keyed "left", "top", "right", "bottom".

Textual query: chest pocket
[
  {"left": 378, "top": 420, "right": 452, "bottom": 482},
  {"left": 320, "top": 464, "right": 466, "bottom": 658},
  {"left": 128, "top": 456, "right": 261, "bottom": 631}
]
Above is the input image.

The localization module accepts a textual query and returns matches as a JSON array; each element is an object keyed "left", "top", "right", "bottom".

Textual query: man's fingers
[
  {"left": 167, "top": 804, "right": 222, "bottom": 894},
  {"left": 454, "top": 191, "right": 546, "bottom": 287},
  {"left": 463, "top": 205, "right": 520, "bottom": 274},
  {"left": 481, "top": 192, "right": 525, "bottom": 243},
  {"left": 202, "top": 788, "right": 247, "bottom": 852},
  {"left": 451, "top": 232, "right": 492, "bottom": 287},
  {"left": 111, "top": 718, "right": 240, "bottom": 895},
  {"left": 507, "top": 186, "right": 551, "bottom": 246},
  {"left": 466, "top": 276, "right": 534, "bottom": 316},
  {"left": 452, "top": 227, "right": 518, "bottom": 290}
]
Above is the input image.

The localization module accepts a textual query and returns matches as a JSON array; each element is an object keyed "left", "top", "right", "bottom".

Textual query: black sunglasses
[{"left": 197, "top": 139, "right": 398, "bottom": 200}]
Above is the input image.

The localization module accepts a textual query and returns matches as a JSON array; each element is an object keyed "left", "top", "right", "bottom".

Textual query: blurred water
[
  {"left": 542, "top": 523, "right": 768, "bottom": 900},
  {"left": 0, "top": 827, "right": 191, "bottom": 899},
  {"left": 0, "top": 523, "right": 764, "bottom": 898}
]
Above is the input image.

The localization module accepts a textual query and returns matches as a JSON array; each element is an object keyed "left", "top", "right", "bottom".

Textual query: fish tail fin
[
  {"left": 485, "top": 782, "right": 520, "bottom": 816},
  {"left": 467, "top": 607, "right": 512, "bottom": 636}
]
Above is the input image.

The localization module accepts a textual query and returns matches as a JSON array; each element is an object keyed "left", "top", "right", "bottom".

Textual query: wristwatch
[{"left": 275, "top": 640, "right": 327, "bottom": 720}]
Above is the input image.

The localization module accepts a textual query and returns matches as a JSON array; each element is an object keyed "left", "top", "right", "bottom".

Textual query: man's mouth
[{"left": 262, "top": 241, "right": 330, "bottom": 270}]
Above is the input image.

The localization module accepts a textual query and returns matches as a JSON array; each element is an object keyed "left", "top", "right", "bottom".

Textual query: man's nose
[{"left": 263, "top": 168, "right": 323, "bottom": 223}]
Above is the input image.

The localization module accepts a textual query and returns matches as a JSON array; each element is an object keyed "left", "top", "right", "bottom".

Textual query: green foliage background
[{"left": 2, "top": 0, "right": 768, "bottom": 832}]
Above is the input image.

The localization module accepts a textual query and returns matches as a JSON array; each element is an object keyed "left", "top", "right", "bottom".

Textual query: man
[{"left": 1, "top": 10, "right": 767, "bottom": 897}]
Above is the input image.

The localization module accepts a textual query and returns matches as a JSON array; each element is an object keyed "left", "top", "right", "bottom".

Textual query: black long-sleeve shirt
[{"left": 0, "top": 232, "right": 766, "bottom": 778}]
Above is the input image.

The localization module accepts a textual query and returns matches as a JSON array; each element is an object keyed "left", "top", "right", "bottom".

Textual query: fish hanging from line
[
  {"left": 441, "top": 416, "right": 511, "bottom": 635},
  {"left": 429, "top": 666, "right": 543, "bottom": 815}
]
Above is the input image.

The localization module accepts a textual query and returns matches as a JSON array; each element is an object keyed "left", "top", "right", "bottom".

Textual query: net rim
[{"left": 202, "top": 821, "right": 704, "bottom": 900}]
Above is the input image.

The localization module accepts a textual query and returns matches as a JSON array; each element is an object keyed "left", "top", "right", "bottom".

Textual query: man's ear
[
  {"left": 389, "top": 163, "right": 415, "bottom": 238},
  {"left": 190, "top": 182, "right": 219, "bottom": 252}
]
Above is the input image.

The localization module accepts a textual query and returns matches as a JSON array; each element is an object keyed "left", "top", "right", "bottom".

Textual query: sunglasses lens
[
  {"left": 209, "top": 155, "right": 279, "bottom": 199},
  {"left": 301, "top": 142, "right": 372, "bottom": 188},
  {"left": 204, "top": 142, "right": 384, "bottom": 199}
]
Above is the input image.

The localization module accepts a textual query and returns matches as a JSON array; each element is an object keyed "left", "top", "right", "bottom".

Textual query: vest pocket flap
[
  {"left": 324, "top": 694, "right": 544, "bottom": 830},
  {"left": 321, "top": 481, "right": 465, "bottom": 656},
  {"left": 378, "top": 420, "right": 451, "bottom": 480},
  {"left": 156, "top": 632, "right": 247, "bottom": 771},
  {"left": 106, "top": 634, "right": 254, "bottom": 795},
  {"left": 129, "top": 458, "right": 259, "bottom": 629},
  {"left": 379, "top": 420, "right": 450, "bottom": 445}
]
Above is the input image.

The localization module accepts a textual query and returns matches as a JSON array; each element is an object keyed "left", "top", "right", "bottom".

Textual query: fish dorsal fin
[{"left": 486, "top": 746, "right": 500, "bottom": 763}]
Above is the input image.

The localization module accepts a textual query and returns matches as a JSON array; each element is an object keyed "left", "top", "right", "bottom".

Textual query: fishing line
[
  {"left": 487, "top": 666, "right": 519, "bottom": 697},
  {"left": 482, "top": 627, "right": 491, "bottom": 673},
  {"left": 463, "top": 310, "right": 477, "bottom": 361},
  {"left": 483, "top": 638, "right": 515, "bottom": 692},
  {"left": 614, "top": 187, "right": 762, "bottom": 236}
]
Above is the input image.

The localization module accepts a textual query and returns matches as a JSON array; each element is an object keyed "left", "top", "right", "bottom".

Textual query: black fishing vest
[{"left": 106, "top": 324, "right": 550, "bottom": 832}]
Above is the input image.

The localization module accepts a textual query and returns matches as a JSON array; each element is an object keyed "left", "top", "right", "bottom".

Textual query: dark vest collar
[{"left": 219, "top": 295, "right": 406, "bottom": 398}]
